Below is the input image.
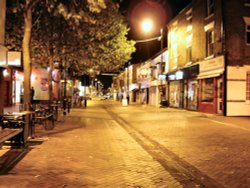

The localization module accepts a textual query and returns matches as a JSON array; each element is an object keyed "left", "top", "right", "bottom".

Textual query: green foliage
[{"left": 5, "top": 0, "right": 135, "bottom": 75}]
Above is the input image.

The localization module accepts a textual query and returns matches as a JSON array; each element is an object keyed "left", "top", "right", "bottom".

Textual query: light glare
[{"left": 142, "top": 18, "right": 153, "bottom": 33}]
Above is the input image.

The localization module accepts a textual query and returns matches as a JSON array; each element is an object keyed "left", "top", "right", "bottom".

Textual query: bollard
[
  {"left": 63, "top": 98, "right": 67, "bottom": 115},
  {"left": 84, "top": 99, "right": 87, "bottom": 108},
  {"left": 67, "top": 99, "right": 71, "bottom": 113}
]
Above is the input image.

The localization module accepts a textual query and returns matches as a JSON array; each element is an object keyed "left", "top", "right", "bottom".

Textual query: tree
[
  {"left": 5, "top": 0, "right": 108, "bottom": 109},
  {"left": 5, "top": 0, "right": 135, "bottom": 109}
]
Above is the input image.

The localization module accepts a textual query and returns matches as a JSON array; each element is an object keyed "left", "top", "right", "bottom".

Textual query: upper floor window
[
  {"left": 247, "top": 24, "right": 250, "bottom": 45},
  {"left": 169, "top": 26, "right": 178, "bottom": 69},
  {"left": 186, "top": 9, "right": 192, "bottom": 24},
  {"left": 186, "top": 34, "right": 192, "bottom": 63},
  {"left": 244, "top": 17, "right": 250, "bottom": 45},
  {"left": 206, "top": 29, "right": 214, "bottom": 57},
  {"left": 207, "top": 0, "right": 214, "bottom": 16},
  {"left": 186, "top": 46, "right": 192, "bottom": 63}
]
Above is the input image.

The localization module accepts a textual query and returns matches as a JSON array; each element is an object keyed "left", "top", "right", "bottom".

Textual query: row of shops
[
  {"left": 116, "top": 55, "right": 225, "bottom": 115},
  {"left": 1, "top": 66, "right": 73, "bottom": 107},
  {"left": 167, "top": 56, "right": 224, "bottom": 115}
]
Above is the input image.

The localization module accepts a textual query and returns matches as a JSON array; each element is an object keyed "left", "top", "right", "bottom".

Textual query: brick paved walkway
[
  {"left": 0, "top": 100, "right": 249, "bottom": 187},
  {"left": 0, "top": 101, "right": 182, "bottom": 187}
]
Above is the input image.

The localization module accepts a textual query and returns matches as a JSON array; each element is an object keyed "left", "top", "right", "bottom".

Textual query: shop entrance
[{"left": 217, "top": 78, "right": 223, "bottom": 115}]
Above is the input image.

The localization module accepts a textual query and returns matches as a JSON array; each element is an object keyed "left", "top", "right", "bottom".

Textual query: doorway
[{"left": 217, "top": 78, "right": 223, "bottom": 115}]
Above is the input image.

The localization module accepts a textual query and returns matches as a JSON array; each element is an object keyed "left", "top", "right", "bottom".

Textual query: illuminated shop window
[
  {"left": 247, "top": 71, "right": 250, "bottom": 100},
  {"left": 202, "top": 78, "right": 214, "bottom": 102}
]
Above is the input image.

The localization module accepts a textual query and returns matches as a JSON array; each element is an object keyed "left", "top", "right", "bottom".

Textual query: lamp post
[{"left": 138, "top": 18, "right": 165, "bottom": 106}]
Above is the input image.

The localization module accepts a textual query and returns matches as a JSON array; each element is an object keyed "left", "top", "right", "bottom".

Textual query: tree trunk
[
  {"left": 0, "top": 0, "right": 6, "bottom": 44},
  {"left": 22, "top": 2, "right": 32, "bottom": 111},
  {"left": 0, "top": 0, "right": 6, "bottom": 115}
]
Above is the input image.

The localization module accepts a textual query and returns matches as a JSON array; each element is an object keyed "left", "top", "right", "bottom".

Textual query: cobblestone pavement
[{"left": 0, "top": 100, "right": 249, "bottom": 188}]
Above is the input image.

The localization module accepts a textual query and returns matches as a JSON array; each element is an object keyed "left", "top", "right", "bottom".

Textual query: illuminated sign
[
  {"left": 176, "top": 71, "right": 183, "bottom": 80},
  {"left": 8, "top": 51, "right": 21, "bottom": 66},
  {"left": 168, "top": 71, "right": 184, "bottom": 80},
  {"left": 158, "top": 74, "right": 166, "bottom": 80},
  {"left": 168, "top": 74, "right": 176, "bottom": 80}
]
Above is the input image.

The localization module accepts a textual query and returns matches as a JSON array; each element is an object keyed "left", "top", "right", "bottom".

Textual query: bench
[
  {"left": 0, "top": 115, "right": 25, "bottom": 148},
  {"left": 34, "top": 106, "right": 55, "bottom": 130}
]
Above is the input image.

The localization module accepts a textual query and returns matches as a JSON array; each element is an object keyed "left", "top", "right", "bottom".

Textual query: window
[
  {"left": 206, "top": 29, "right": 214, "bottom": 57},
  {"left": 186, "top": 9, "right": 192, "bottom": 24},
  {"left": 186, "top": 46, "right": 192, "bottom": 63},
  {"left": 186, "top": 34, "right": 192, "bottom": 63},
  {"left": 169, "top": 26, "right": 178, "bottom": 69},
  {"left": 247, "top": 25, "right": 250, "bottom": 45},
  {"left": 247, "top": 71, "right": 250, "bottom": 101},
  {"left": 207, "top": 0, "right": 214, "bottom": 16},
  {"left": 202, "top": 78, "right": 214, "bottom": 102}
]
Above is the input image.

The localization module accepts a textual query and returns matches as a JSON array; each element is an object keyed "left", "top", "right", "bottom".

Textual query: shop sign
[
  {"left": 31, "top": 68, "right": 49, "bottom": 100},
  {"left": 8, "top": 51, "right": 21, "bottom": 66},
  {"left": 168, "top": 70, "right": 184, "bottom": 80},
  {"left": 199, "top": 55, "right": 224, "bottom": 73},
  {"left": 183, "top": 64, "right": 199, "bottom": 79}
]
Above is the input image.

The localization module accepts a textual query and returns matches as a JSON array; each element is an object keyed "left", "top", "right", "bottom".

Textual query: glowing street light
[{"left": 141, "top": 18, "right": 153, "bottom": 33}]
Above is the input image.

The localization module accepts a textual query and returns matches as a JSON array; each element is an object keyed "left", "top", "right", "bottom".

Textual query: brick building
[{"left": 167, "top": 0, "right": 250, "bottom": 116}]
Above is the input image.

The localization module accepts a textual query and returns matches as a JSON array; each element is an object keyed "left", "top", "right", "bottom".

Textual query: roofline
[{"left": 167, "top": 2, "right": 193, "bottom": 28}]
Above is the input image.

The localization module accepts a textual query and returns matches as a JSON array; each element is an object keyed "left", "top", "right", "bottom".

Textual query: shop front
[
  {"left": 140, "top": 82, "right": 149, "bottom": 104},
  {"left": 183, "top": 64, "right": 199, "bottom": 111},
  {"left": 197, "top": 56, "right": 224, "bottom": 115},
  {"left": 167, "top": 70, "right": 184, "bottom": 108},
  {"left": 149, "top": 80, "right": 158, "bottom": 106}
]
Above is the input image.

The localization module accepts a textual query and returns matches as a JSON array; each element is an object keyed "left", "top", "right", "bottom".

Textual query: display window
[
  {"left": 201, "top": 78, "right": 214, "bottom": 102},
  {"left": 169, "top": 81, "right": 180, "bottom": 107},
  {"left": 187, "top": 80, "right": 198, "bottom": 110}
]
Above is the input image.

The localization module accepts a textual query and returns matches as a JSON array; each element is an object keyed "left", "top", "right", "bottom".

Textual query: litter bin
[{"left": 160, "top": 100, "right": 169, "bottom": 108}]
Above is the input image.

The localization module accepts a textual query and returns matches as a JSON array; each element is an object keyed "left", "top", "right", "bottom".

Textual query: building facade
[{"left": 167, "top": 0, "right": 250, "bottom": 116}]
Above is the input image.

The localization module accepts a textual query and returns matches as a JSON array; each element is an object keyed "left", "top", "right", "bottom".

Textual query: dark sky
[{"left": 119, "top": 0, "right": 191, "bottom": 64}]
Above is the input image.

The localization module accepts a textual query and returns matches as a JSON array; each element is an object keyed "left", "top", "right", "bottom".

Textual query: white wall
[{"left": 227, "top": 66, "right": 250, "bottom": 116}]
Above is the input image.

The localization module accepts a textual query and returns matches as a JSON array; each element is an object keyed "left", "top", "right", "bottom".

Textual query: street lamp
[
  {"left": 141, "top": 18, "right": 153, "bottom": 33},
  {"left": 137, "top": 19, "right": 165, "bottom": 105}
]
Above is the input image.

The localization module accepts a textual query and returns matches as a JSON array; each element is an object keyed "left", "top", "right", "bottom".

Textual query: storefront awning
[{"left": 197, "top": 69, "right": 224, "bottom": 79}]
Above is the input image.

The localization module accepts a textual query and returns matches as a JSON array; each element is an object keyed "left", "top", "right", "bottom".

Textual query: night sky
[{"left": 119, "top": 0, "right": 192, "bottom": 64}]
